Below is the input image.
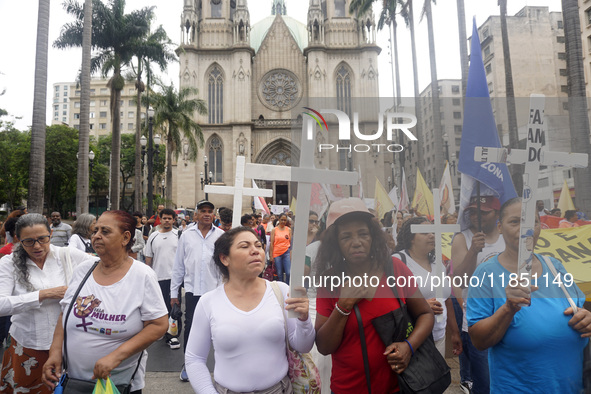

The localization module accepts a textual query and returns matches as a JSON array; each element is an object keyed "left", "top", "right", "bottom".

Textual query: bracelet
[
  {"left": 335, "top": 302, "right": 351, "bottom": 316},
  {"left": 404, "top": 339, "right": 414, "bottom": 356}
]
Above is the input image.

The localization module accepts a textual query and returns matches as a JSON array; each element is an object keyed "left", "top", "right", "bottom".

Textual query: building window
[
  {"left": 560, "top": 69, "right": 567, "bottom": 76},
  {"left": 586, "top": 8, "right": 591, "bottom": 25},
  {"left": 90, "top": 100, "right": 95, "bottom": 106},
  {"left": 100, "top": 88, "right": 108, "bottom": 94},
  {"left": 55, "top": 86, "right": 60, "bottom": 92},
  {"left": 54, "top": 105, "right": 59, "bottom": 111},
  {"left": 452, "top": 98, "right": 460, "bottom": 106},
  {"left": 208, "top": 66, "right": 224, "bottom": 124},
  {"left": 126, "top": 182, "right": 133, "bottom": 189},
  {"left": 208, "top": 135, "right": 223, "bottom": 182},
  {"left": 453, "top": 112, "right": 462, "bottom": 119},
  {"left": 336, "top": 64, "right": 352, "bottom": 116},
  {"left": 75, "top": 90, "right": 81, "bottom": 96},
  {"left": 334, "top": 0, "right": 346, "bottom": 17},
  {"left": 128, "top": 123, "right": 134, "bottom": 129},
  {"left": 75, "top": 102, "right": 81, "bottom": 108},
  {"left": 62, "top": 117, "right": 66, "bottom": 122},
  {"left": 100, "top": 100, "right": 107, "bottom": 106},
  {"left": 558, "top": 52, "right": 566, "bottom": 60},
  {"left": 90, "top": 89, "right": 95, "bottom": 95},
  {"left": 488, "top": 82, "right": 494, "bottom": 93},
  {"left": 55, "top": 92, "right": 59, "bottom": 98},
  {"left": 485, "top": 63, "right": 492, "bottom": 74},
  {"left": 557, "top": 20, "right": 563, "bottom": 29},
  {"left": 454, "top": 125, "right": 462, "bottom": 133},
  {"left": 63, "top": 91, "right": 68, "bottom": 97},
  {"left": 63, "top": 98, "right": 67, "bottom": 103},
  {"left": 211, "top": 0, "right": 222, "bottom": 17},
  {"left": 54, "top": 112, "right": 59, "bottom": 117},
  {"left": 99, "top": 111, "right": 106, "bottom": 118},
  {"left": 90, "top": 112, "right": 95, "bottom": 118},
  {"left": 129, "top": 100, "right": 134, "bottom": 106},
  {"left": 62, "top": 104, "right": 67, "bottom": 109},
  {"left": 62, "top": 111, "right": 67, "bottom": 115},
  {"left": 129, "top": 88, "right": 135, "bottom": 94},
  {"left": 100, "top": 123, "right": 107, "bottom": 129},
  {"left": 561, "top": 85, "right": 569, "bottom": 93},
  {"left": 482, "top": 27, "right": 489, "bottom": 39},
  {"left": 483, "top": 46, "right": 490, "bottom": 57},
  {"left": 127, "top": 111, "right": 134, "bottom": 118},
  {"left": 557, "top": 36, "right": 565, "bottom": 44},
  {"left": 452, "top": 85, "right": 460, "bottom": 93},
  {"left": 89, "top": 123, "right": 94, "bottom": 129}
]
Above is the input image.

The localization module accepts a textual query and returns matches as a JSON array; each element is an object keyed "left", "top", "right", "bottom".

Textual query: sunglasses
[{"left": 21, "top": 235, "right": 51, "bottom": 247}]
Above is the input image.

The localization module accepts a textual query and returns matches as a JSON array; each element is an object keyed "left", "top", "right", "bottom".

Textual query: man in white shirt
[
  {"left": 145, "top": 208, "right": 180, "bottom": 350},
  {"left": 50, "top": 212, "right": 71, "bottom": 247},
  {"left": 171, "top": 200, "right": 224, "bottom": 382}
]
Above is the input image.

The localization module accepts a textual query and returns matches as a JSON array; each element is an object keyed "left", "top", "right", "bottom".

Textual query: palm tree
[
  {"left": 28, "top": 0, "right": 51, "bottom": 214},
  {"left": 498, "top": 0, "right": 522, "bottom": 194},
  {"left": 148, "top": 84, "right": 207, "bottom": 207},
  {"left": 75, "top": 0, "right": 93, "bottom": 215},
  {"left": 131, "top": 26, "right": 176, "bottom": 212},
  {"left": 420, "top": 0, "right": 445, "bottom": 185},
  {"left": 55, "top": 0, "right": 152, "bottom": 210},
  {"left": 562, "top": 0, "right": 591, "bottom": 215}
]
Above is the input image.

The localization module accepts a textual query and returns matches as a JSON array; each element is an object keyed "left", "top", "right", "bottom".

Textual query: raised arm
[{"left": 451, "top": 232, "right": 484, "bottom": 278}]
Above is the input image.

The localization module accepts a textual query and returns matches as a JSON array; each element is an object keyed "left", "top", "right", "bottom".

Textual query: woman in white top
[
  {"left": 68, "top": 213, "right": 96, "bottom": 254},
  {"left": 42, "top": 210, "right": 168, "bottom": 393},
  {"left": 185, "top": 227, "right": 315, "bottom": 393},
  {"left": 393, "top": 216, "right": 463, "bottom": 358},
  {"left": 0, "top": 213, "right": 95, "bottom": 393}
]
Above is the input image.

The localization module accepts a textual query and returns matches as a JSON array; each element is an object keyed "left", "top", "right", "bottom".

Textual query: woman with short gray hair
[
  {"left": 69, "top": 213, "right": 96, "bottom": 254},
  {"left": 0, "top": 213, "right": 96, "bottom": 393}
]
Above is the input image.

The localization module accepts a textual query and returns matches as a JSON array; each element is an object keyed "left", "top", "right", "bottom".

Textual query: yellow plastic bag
[
  {"left": 168, "top": 317, "right": 178, "bottom": 336},
  {"left": 92, "top": 377, "right": 121, "bottom": 394}
]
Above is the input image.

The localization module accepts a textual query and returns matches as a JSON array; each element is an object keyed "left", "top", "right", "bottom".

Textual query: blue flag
[{"left": 456, "top": 19, "right": 517, "bottom": 230}]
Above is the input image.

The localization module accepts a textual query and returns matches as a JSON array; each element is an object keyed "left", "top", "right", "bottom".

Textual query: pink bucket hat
[{"left": 326, "top": 198, "right": 374, "bottom": 228}]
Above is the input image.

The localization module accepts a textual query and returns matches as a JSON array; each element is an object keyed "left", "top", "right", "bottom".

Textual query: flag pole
[{"left": 476, "top": 182, "right": 482, "bottom": 232}]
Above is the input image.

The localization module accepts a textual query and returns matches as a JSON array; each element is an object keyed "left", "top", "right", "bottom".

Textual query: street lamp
[
  {"left": 141, "top": 107, "right": 161, "bottom": 217},
  {"left": 388, "top": 176, "right": 392, "bottom": 190},
  {"left": 200, "top": 155, "right": 213, "bottom": 199}
]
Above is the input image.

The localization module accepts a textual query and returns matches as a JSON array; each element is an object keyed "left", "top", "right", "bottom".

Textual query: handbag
[
  {"left": 354, "top": 258, "right": 451, "bottom": 394},
  {"left": 542, "top": 255, "right": 591, "bottom": 392},
  {"left": 262, "top": 260, "right": 278, "bottom": 281},
  {"left": 270, "top": 282, "right": 321, "bottom": 394},
  {"left": 55, "top": 261, "right": 143, "bottom": 394}
]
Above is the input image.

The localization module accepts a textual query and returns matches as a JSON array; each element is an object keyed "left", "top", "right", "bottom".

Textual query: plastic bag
[
  {"left": 92, "top": 377, "right": 121, "bottom": 394},
  {"left": 168, "top": 317, "right": 178, "bottom": 336}
]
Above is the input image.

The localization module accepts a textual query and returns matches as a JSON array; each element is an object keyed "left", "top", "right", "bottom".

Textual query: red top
[
  {"left": 317, "top": 258, "right": 418, "bottom": 394},
  {"left": 0, "top": 243, "right": 14, "bottom": 256},
  {"left": 150, "top": 215, "right": 161, "bottom": 227}
]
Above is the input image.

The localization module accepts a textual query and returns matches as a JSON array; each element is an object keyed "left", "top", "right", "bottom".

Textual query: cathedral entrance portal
[{"left": 254, "top": 138, "right": 300, "bottom": 206}]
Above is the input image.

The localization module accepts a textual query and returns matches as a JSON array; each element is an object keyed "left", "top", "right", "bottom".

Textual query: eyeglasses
[
  {"left": 309, "top": 220, "right": 320, "bottom": 225},
  {"left": 21, "top": 235, "right": 51, "bottom": 247}
]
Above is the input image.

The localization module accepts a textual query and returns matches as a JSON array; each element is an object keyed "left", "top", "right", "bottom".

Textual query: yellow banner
[
  {"left": 374, "top": 176, "right": 395, "bottom": 221},
  {"left": 441, "top": 225, "right": 591, "bottom": 298},
  {"left": 411, "top": 169, "right": 434, "bottom": 217}
]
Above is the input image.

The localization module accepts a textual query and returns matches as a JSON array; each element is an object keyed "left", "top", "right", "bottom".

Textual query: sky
[{"left": 0, "top": 0, "right": 563, "bottom": 130}]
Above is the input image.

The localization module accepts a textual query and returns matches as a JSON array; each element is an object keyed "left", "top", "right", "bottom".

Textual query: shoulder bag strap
[
  {"left": 542, "top": 255, "right": 578, "bottom": 312},
  {"left": 354, "top": 305, "right": 371, "bottom": 394},
  {"left": 270, "top": 281, "right": 290, "bottom": 351},
  {"left": 63, "top": 261, "right": 99, "bottom": 370}
]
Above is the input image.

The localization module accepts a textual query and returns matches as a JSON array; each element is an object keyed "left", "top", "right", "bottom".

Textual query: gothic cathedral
[{"left": 173, "top": 0, "right": 381, "bottom": 210}]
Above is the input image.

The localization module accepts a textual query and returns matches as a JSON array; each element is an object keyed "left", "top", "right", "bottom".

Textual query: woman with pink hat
[{"left": 314, "top": 198, "right": 434, "bottom": 393}]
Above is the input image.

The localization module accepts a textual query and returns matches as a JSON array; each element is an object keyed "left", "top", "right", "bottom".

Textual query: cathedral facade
[{"left": 172, "top": 0, "right": 384, "bottom": 210}]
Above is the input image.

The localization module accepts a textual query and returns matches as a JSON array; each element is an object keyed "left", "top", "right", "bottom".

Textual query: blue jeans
[
  {"left": 461, "top": 331, "right": 490, "bottom": 394},
  {"left": 275, "top": 251, "right": 291, "bottom": 284},
  {"left": 452, "top": 297, "right": 472, "bottom": 384}
]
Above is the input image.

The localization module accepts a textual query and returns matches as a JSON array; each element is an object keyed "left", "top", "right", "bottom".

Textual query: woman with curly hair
[
  {"left": 393, "top": 216, "right": 462, "bottom": 358},
  {"left": 315, "top": 198, "right": 434, "bottom": 393},
  {"left": 0, "top": 213, "right": 95, "bottom": 393}
]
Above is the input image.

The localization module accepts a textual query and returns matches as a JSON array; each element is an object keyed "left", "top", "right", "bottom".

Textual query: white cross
[
  {"left": 411, "top": 188, "right": 461, "bottom": 323},
  {"left": 245, "top": 119, "right": 358, "bottom": 309},
  {"left": 474, "top": 94, "right": 588, "bottom": 284},
  {"left": 204, "top": 156, "right": 274, "bottom": 228}
]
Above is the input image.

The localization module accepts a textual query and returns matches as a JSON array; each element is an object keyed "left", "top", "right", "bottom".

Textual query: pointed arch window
[
  {"left": 208, "top": 66, "right": 223, "bottom": 124},
  {"left": 208, "top": 136, "right": 223, "bottom": 182},
  {"left": 334, "top": 0, "right": 346, "bottom": 17},
  {"left": 211, "top": 0, "right": 222, "bottom": 18},
  {"left": 336, "top": 64, "right": 352, "bottom": 116}
]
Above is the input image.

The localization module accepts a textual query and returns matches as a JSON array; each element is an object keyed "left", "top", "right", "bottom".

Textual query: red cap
[{"left": 467, "top": 196, "right": 501, "bottom": 212}]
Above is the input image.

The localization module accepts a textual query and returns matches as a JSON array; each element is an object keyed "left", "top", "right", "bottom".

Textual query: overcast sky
[{"left": 0, "top": 0, "right": 562, "bottom": 130}]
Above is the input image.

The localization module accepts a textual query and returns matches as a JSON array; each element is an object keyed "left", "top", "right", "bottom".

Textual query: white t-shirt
[
  {"left": 395, "top": 251, "right": 450, "bottom": 341},
  {"left": 144, "top": 229, "right": 178, "bottom": 280},
  {"left": 0, "top": 245, "right": 95, "bottom": 350},
  {"left": 68, "top": 234, "right": 92, "bottom": 253},
  {"left": 60, "top": 260, "right": 167, "bottom": 391},
  {"left": 460, "top": 229, "right": 505, "bottom": 332},
  {"left": 185, "top": 281, "right": 315, "bottom": 394}
]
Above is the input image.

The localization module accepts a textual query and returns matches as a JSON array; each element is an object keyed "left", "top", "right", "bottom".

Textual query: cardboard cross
[
  {"left": 474, "top": 94, "right": 588, "bottom": 285},
  {"left": 411, "top": 188, "right": 461, "bottom": 323},
  {"left": 245, "top": 118, "right": 358, "bottom": 309},
  {"left": 204, "top": 156, "right": 274, "bottom": 228}
]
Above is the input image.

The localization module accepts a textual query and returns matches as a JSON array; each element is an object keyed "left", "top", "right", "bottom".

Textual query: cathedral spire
[{"left": 271, "top": 0, "right": 286, "bottom": 15}]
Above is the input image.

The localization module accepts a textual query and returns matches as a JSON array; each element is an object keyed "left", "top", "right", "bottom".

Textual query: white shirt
[
  {"left": 0, "top": 245, "right": 96, "bottom": 350},
  {"left": 395, "top": 251, "right": 451, "bottom": 341},
  {"left": 144, "top": 229, "right": 178, "bottom": 280},
  {"left": 68, "top": 234, "right": 92, "bottom": 253},
  {"left": 171, "top": 225, "right": 224, "bottom": 297},
  {"left": 185, "top": 281, "right": 315, "bottom": 393},
  {"left": 460, "top": 229, "right": 505, "bottom": 332},
  {"left": 61, "top": 260, "right": 167, "bottom": 391}
]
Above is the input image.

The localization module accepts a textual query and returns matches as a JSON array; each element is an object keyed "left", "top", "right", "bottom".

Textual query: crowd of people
[{"left": 0, "top": 194, "right": 589, "bottom": 394}]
